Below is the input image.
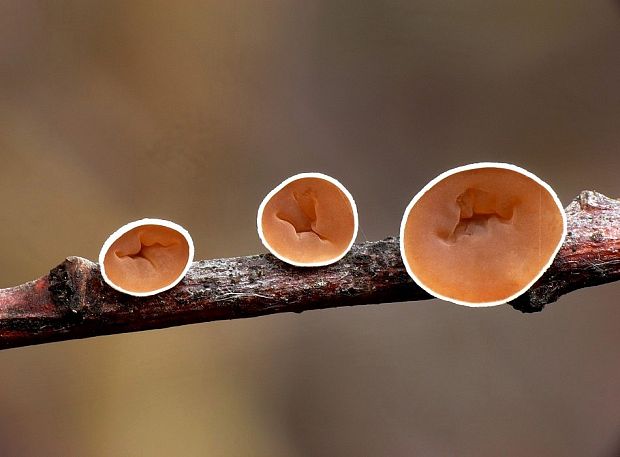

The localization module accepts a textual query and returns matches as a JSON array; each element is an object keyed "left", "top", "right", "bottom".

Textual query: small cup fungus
[
  {"left": 400, "top": 163, "right": 567, "bottom": 306},
  {"left": 99, "top": 219, "right": 194, "bottom": 296},
  {"left": 257, "top": 172, "right": 358, "bottom": 266}
]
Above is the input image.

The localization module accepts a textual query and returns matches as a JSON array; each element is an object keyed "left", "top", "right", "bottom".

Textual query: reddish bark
[{"left": 0, "top": 191, "right": 618, "bottom": 350}]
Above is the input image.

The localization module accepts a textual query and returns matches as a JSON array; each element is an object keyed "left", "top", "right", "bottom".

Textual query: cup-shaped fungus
[
  {"left": 257, "top": 172, "right": 358, "bottom": 266},
  {"left": 99, "top": 219, "right": 194, "bottom": 296},
  {"left": 400, "top": 163, "right": 566, "bottom": 306}
]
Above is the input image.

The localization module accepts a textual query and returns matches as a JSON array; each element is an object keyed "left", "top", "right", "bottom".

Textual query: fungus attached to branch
[
  {"left": 0, "top": 190, "right": 618, "bottom": 349},
  {"left": 400, "top": 163, "right": 567, "bottom": 306},
  {"left": 257, "top": 172, "right": 358, "bottom": 266},
  {"left": 99, "top": 219, "right": 194, "bottom": 296}
]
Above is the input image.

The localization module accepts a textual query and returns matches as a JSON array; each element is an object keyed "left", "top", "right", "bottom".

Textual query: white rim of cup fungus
[
  {"left": 99, "top": 218, "right": 195, "bottom": 297},
  {"left": 399, "top": 162, "right": 568, "bottom": 307},
  {"left": 257, "top": 172, "right": 359, "bottom": 267}
]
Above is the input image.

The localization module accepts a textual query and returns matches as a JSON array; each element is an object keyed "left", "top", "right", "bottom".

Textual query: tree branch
[{"left": 0, "top": 191, "right": 618, "bottom": 350}]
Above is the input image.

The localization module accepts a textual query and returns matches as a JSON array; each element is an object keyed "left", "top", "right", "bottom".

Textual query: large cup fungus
[
  {"left": 257, "top": 172, "right": 358, "bottom": 266},
  {"left": 99, "top": 219, "right": 194, "bottom": 296},
  {"left": 400, "top": 163, "right": 567, "bottom": 306}
]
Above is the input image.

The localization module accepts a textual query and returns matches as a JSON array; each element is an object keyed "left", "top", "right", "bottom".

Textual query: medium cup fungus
[
  {"left": 400, "top": 163, "right": 567, "bottom": 307},
  {"left": 99, "top": 219, "right": 194, "bottom": 296},
  {"left": 257, "top": 172, "right": 358, "bottom": 266}
]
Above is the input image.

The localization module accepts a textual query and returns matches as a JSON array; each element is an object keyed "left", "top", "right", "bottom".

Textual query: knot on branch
[
  {"left": 576, "top": 190, "right": 619, "bottom": 211},
  {"left": 49, "top": 256, "right": 95, "bottom": 317}
]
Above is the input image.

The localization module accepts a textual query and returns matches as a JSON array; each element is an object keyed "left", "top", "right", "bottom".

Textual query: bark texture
[{"left": 0, "top": 191, "right": 618, "bottom": 350}]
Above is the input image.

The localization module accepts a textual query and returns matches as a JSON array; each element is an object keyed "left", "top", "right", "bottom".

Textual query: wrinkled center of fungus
[
  {"left": 115, "top": 240, "right": 176, "bottom": 266},
  {"left": 103, "top": 225, "right": 190, "bottom": 293},
  {"left": 276, "top": 190, "right": 329, "bottom": 241},
  {"left": 445, "top": 188, "right": 516, "bottom": 242}
]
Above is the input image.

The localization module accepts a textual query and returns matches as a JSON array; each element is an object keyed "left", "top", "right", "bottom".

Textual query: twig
[{"left": 0, "top": 191, "right": 618, "bottom": 350}]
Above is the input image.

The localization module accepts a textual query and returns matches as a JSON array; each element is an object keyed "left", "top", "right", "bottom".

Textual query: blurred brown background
[{"left": 1, "top": 1, "right": 620, "bottom": 456}]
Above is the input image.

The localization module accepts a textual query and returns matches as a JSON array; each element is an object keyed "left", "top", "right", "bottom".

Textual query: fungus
[
  {"left": 99, "top": 219, "right": 194, "bottom": 296},
  {"left": 257, "top": 172, "right": 358, "bottom": 266},
  {"left": 400, "top": 163, "right": 567, "bottom": 306}
]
